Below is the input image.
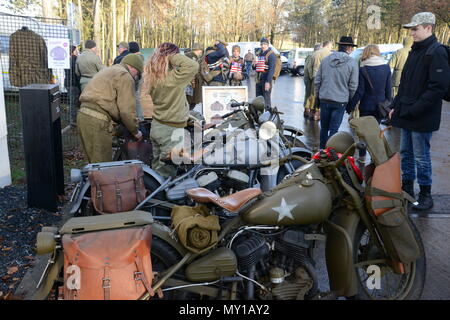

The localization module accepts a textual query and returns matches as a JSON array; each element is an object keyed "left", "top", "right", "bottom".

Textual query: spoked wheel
[{"left": 352, "top": 221, "right": 426, "bottom": 300}]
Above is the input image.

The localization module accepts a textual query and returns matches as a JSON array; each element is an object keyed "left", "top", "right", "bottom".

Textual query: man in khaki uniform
[
  {"left": 308, "top": 41, "right": 333, "bottom": 121},
  {"left": 77, "top": 54, "right": 144, "bottom": 163},
  {"left": 389, "top": 36, "right": 413, "bottom": 97},
  {"left": 303, "top": 43, "right": 322, "bottom": 118},
  {"left": 75, "top": 40, "right": 104, "bottom": 91}
]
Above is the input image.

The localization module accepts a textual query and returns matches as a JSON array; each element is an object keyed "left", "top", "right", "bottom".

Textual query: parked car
[
  {"left": 350, "top": 43, "right": 403, "bottom": 65},
  {"left": 287, "top": 48, "right": 314, "bottom": 76},
  {"left": 280, "top": 50, "right": 289, "bottom": 73}
]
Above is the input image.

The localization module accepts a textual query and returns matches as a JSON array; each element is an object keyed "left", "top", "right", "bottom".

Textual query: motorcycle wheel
[
  {"left": 352, "top": 219, "right": 426, "bottom": 300},
  {"left": 151, "top": 237, "right": 196, "bottom": 300}
]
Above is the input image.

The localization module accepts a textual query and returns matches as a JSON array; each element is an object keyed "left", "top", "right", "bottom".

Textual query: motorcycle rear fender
[
  {"left": 325, "top": 208, "right": 360, "bottom": 297},
  {"left": 151, "top": 222, "right": 188, "bottom": 256},
  {"left": 69, "top": 165, "right": 165, "bottom": 215},
  {"left": 283, "top": 125, "right": 305, "bottom": 137},
  {"left": 290, "top": 146, "right": 312, "bottom": 159}
]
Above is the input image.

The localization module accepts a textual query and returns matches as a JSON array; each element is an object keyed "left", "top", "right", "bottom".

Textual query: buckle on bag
[
  {"left": 134, "top": 272, "right": 142, "bottom": 282},
  {"left": 102, "top": 278, "right": 111, "bottom": 289}
]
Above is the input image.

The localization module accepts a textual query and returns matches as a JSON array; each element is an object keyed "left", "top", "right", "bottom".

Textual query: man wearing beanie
[
  {"left": 255, "top": 37, "right": 276, "bottom": 107},
  {"left": 129, "top": 41, "right": 144, "bottom": 61},
  {"left": 77, "top": 53, "right": 144, "bottom": 163}
]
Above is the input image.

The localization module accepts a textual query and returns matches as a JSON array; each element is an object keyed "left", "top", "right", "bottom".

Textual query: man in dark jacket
[
  {"left": 205, "top": 40, "right": 229, "bottom": 86},
  {"left": 255, "top": 37, "right": 276, "bottom": 107},
  {"left": 389, "top": 12, "right": 450, "bottom": 210},
  {"left": 64, "top": 45, "right": 81, "bottom": 126},
  {"left": 113, "top": 41, "right": 130, "bottom": 65}
]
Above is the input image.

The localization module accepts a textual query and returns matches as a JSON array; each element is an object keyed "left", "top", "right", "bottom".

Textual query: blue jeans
[
  {"left": 245, "top": 61, "right": 252, "bottom": 75},
  {"left": 400, "top": 129, "right": 433, "bottom": 186},
  {"left": 319, "top": 101, "right": 346, "bottom": 149}
]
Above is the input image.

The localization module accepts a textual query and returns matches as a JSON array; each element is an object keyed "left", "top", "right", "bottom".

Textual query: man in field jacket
[{"left": 77, "top": 54, "right": 144, "bottom": 163}]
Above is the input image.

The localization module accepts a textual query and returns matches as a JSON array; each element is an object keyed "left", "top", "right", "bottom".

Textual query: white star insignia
[
  {"left": 272, "top": 197, "right": 297, "bottom": 222},
  {"left": 224, "top": 123, "right": 235, "bottom": 134}
]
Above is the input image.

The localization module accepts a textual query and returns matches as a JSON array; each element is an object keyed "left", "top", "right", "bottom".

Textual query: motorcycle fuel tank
[{"left": 241, "top": 163, "right": 333, "bottom": 226}]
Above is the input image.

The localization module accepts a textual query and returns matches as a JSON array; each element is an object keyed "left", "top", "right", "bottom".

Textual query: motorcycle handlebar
[{"left": 221, "top": 109, "right": 241, "bottom": 119}]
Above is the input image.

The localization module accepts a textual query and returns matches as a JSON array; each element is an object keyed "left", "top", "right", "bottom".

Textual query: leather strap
[
  {"left": 96, "top": 181, "right": 103, "bottom": 212},
  {"left": 134, "top": 255, "right": 155, "bottom": 297},
  {"left": 115, "top": 180, "right": 123, "bottom": 212},
  {"left": 103, "top": 263, "right": 111, "bottom": 300}
]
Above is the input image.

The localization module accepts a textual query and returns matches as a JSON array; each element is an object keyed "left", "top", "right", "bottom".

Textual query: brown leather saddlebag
[
  {"left": 88, "top": 164, "right": 146, "bottom": 214},
  {"left": 62, "top": 225, "right": 155, "bottom": 300},
  {"left": 365, "top": 153, "right": 421, "bottom": 264}
]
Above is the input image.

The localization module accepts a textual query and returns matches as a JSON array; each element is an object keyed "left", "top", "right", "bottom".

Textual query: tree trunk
[
  {"left": 94, "top": 0, "right": 102, "bottom": 57},
  {"left": 111, "top": 0, "right": 117, "bottom": 59},
  {"left": 42, "top": 0, "right": 54, "bottom": 19}
]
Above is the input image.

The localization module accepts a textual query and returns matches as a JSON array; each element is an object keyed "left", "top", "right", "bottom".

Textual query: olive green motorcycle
[{"left": 33, "top": 116, "right": 425, "bottom": 300}]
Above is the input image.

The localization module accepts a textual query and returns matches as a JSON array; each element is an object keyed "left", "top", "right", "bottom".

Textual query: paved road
[{"left": 245, "top": 72, "right": 450, "bottom": 299}]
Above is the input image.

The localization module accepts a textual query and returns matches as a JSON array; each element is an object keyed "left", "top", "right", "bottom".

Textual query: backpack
[
  {"left": 265, "top": 50, "right": 282, "bottom": 81},
  {"left": 426, "top": 42, "right": 450, "bottom": 102}
]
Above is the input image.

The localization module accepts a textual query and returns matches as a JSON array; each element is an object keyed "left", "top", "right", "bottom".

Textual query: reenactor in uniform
[
  {"left": 255, "top": 37, "right": 276, "bottom": 107},
  {"left": 144, "top": 42, "right": 198, "bottom": 177},
  {"left": 185, "top": 43, "right": 204, "bottom": 110},
  {"left": 77, "top": 54, "right": 144, "bottom": 163},
  {"left": 229, "top": 45, "right": 245, "bottom": 86},
  {"left": 389, "top": 36, "right": 414, "bottom": 98},
  {"left": 203, "top": 40, "right": 229, "bottom": 86},
  {"left": 75, "top": 40, "right": 104, "bottom": 92},
  {"left": 309, "top": 40, "right": 333, "bottom": 121},
  {"left": 303, "top": 43, "right": 322, "bottom": 118}
]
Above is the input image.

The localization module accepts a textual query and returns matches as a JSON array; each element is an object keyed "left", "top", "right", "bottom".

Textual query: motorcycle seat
[
  {"left": 186, "top": 187, "right": 262, "bottom": 212},
  {"left": 203, "top": 123, "right": 217, "bottom": 130}
]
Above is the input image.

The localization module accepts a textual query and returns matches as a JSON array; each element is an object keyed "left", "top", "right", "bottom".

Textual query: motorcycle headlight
[{"left": 259, "top": 121, "right": 277, "bottom": 140}]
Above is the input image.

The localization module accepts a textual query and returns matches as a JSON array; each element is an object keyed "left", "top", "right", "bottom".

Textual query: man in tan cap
[
  {"left": 389, "top": 12, "right": 450, "bottom": 211},
  {"left": 77, "top": 53, "right": 144, "bottom": 163},
  {"left": 113, "top": 41, "right": 130, "bottom": 65}
]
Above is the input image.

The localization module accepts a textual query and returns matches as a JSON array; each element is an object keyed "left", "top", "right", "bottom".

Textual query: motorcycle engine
[{"left": 231, "top": 229, "right": 317, "bottom": 300}]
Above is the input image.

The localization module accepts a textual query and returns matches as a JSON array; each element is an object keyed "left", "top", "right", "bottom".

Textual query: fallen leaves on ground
[{"left": 7, "top": 266, "right": 18, "bottom": 275}]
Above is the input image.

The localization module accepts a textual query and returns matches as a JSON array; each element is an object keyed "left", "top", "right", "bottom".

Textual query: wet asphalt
[{"left": 244, "top": 71, "right": 450, "bottom": 300}]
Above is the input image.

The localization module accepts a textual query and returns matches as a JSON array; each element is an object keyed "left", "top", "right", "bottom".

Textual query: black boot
[
  {"left": 402, "top": 180, "right": 415, "bottom": 198},
  {"left": 413, "top": 185, "right": 433, "bottom": 211}
]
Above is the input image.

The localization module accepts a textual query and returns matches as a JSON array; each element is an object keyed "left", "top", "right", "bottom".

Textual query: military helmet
[
  {"left": 250, "top": 96, "right": 265, "bottom": 113},
  {"left": 325, "top": 131, "right": 355, "bottom": 154}
]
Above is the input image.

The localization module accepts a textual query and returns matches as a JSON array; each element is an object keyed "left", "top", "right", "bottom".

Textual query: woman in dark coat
[{"left": 348, "top": 45, "right": 392, "bottom": 123}]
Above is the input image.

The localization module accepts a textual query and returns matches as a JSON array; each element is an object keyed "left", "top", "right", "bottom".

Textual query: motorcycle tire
[
  {"left": 352, "top": 219, "right": 426, "bottom": 300},
  {"left": 150, "top": 236, "right": 194, "bottom": 300}
]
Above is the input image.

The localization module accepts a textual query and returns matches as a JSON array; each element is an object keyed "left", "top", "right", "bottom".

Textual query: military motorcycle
[
  {"left": 34, "top": 116, "right": 425, "bottom": 300},
  {"left": 69, "top": 97, "right": 311, "bottom": 220}
]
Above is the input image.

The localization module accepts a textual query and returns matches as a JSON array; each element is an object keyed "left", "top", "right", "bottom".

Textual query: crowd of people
[{"left": 66, "top": 11, "right": 449, "bottom": 213}]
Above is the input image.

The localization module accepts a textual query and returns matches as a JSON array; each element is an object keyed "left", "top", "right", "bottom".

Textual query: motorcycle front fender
[
  {"left": 283, "top": 125, "right": 305, "bottom": 137},
  {"left": 325, "top": 207, "right": 360, "bottom": 297}
]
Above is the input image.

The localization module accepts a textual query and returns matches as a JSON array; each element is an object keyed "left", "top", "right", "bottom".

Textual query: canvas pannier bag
[
  {"left": 88, "top": 164, "right": 146, "bottom": 214},
  {"left": 365, "top": 153, "right": 422, "bottom": 263},
  {"left": 171, "top": 205, "right": 220, "bottom": 254},
  {"left": 350, "top": 116, "right": 422, "bottom": 264},
  {"left": 62, "top": 225, "right": 156, "bottom": 300}
]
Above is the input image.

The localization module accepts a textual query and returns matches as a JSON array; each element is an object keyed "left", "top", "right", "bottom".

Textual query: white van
[
  {"left": 350, "top": 43, "right": 403, "bottom": 65},
  {"left": 287, "top": 48, "right": 314, "bottom": 76}
]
